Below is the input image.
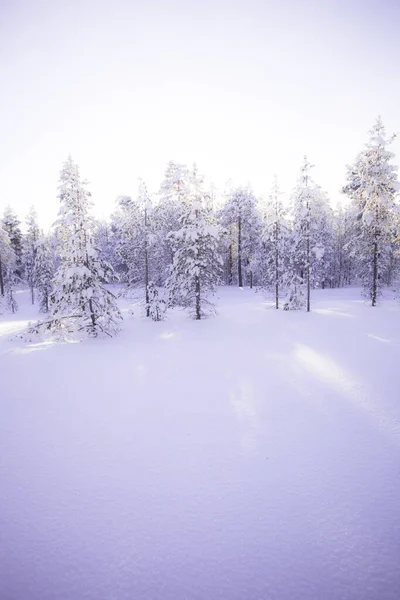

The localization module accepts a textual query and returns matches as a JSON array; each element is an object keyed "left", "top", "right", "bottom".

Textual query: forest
[{"left": 0, "top": 116, "right": 399, "bottom": 338}]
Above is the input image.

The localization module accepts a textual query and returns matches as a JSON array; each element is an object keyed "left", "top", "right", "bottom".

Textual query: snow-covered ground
[{"left": 1, "top": 287, "right": 400, "bottom": 600}]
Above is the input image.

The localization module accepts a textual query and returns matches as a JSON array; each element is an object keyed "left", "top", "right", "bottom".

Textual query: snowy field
[{"left": 1, "top": 286, "right": 400, "bottom": 600}]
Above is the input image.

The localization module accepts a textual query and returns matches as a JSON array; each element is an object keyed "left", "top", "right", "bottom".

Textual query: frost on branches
[
  {"left": 286, "top": 157, "right": 332, "bottom": 311},
  {"left": 259, "top": 176, "right": 288, "bottom": 308},
  {"left": 219, "top": 183, "right": 260, "bottom": 287},
  {"left": 24, "top": 206, "right": 40, "bottom": 305},
  {"left": 0, "top": 224, "right": 18, "bottom": 315},
  {"left": 48, "top": 156, "right": 122, "bottom": 337},
  {"left": 115, "top": 181, "right": 159, "bottom": 315},
  {"left": 343, "top": 117, "right": 399, "bottom": 306},
  {"left": 166, "top": 165, "right": 222, "bottom": 320},
  {"left": 33, "top": 236, "right": 54, "bottom": 313},
  {"left": 146, "top": 281, "right": 167, "bottom": 321}
]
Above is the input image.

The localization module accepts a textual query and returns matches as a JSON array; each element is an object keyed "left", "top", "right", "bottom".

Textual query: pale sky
[{"left": 1, "top": 0, "right": 400, "bottom": 230}]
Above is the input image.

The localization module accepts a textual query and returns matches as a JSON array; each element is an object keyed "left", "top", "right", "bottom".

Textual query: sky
[{"left": 1, "top": 0, "right": 400, "bottom": 230}]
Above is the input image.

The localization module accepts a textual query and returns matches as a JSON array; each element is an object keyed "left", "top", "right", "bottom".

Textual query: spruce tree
[
  {"left": 260, "top": 177, "right": 288, "bottom": 308},
  {"left": 50, "top": 156, "right": 122, "bottom": 337},
  {"left": 166, "top": 165, "right": 222, "bottom": 319},
  {"left": 287, "top": 157, "right": 331, "bottom": 311},
  {"left": 33, "top": 236, "right": 54, "bottom": 313},
  {"left": 2, "top": 206, "right": 23, "bottom": 280},
  {"left": 343, "top": 117, "right": 399, "bottom": 305},
  {"left": 219, "top": 184, "right": 259, "bottom": 287},
  {"left": 24, "top": 206, "right": 40, "bottom": 305}
]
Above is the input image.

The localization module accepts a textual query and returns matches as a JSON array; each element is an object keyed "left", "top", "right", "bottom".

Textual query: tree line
[{"left": 0, "top": 117, "right": 399, "bottom": 338}]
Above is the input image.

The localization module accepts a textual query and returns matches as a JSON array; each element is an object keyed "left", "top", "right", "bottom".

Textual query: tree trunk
[
  {"left": 306, "top": 235, "right": 310, "bottom": 312},
  {"left": 238, "top": 215, "right": 243, "bottom": 287},
  {"left": 0, "top": 257, "right": 4, "bottom": 296},
  {"left": 144, "top": 206, "right": 150, "bottom": 317},
  {"left": 145, "top": 247, "right": 149, "bottom": 317},
  {"left": 31, "top": 284, "right": 35, "bottom": 305},
  {"left": 249, "top": 270, "right": 253, "bottom": 289},
  {"left": 195, "top": 275, "right": 201, "bottom": 320},
  {"left": 228, "top": 244, "right": 233, "bottom": 285},
  {"left": 275, "top": 244, "right": 279, "bottom": 309},
  {"left": 372, "top": 237, "right": 378, "bottom": 307},
  {"left": 89, "top": 298, "right": 96, "bottom": 331}
]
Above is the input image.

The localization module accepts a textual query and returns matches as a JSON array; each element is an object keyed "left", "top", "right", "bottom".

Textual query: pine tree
[
  {"left": 219, "top": 184, "right": 259, "bottom": 287},
  {"left": 153, "top": 161, "right": 190, "bottom": 283},
  {"left": 50, "top": 156, "right": 122, "bottom": 337},
  {"left": 287, "top": 157, "right": 330, "bottom": 311},
  {"left": 147, "top": 281, "right": 167, "bottom": 321},
  {"left": 0, "top": 224, "right": 17, "bottom": 314},
  {"left": 2, "top": 206, "right": 23, "bottom": 280},
  {"left": 24, "top": 206, "right": 40, "bottom": 305},
  {"left": 0, "top": 225, "right": 12, "bottom": 299},
  {"left": 260, "top": 177, "right": 288, "bottom": 308},
  {"left": 115, "top": 181, "right": 158, "bottom": 314},
  {"left": 33, "top": 236, "right": 54, "bottom": 313},
  {"left": 343, "top": 117, "right": 399, "bottom": 305},
  {"left": 166, "top": 165, "right": 222, "bottom": 319}
]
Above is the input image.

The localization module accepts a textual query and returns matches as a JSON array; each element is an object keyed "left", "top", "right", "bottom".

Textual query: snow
[{"left": 1, "top": 286, "right": 400, "bottom": 600}]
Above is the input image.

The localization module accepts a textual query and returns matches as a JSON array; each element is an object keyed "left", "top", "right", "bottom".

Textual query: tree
[
  {"left": 24, "top": 207, "right": 40, "bottom": 305},
  {"left": 33, "top": 236, "right": 54, "bottom": 313},
  {"left": 50, "top": 156, "right": 122, "bottom": 337},
  {"left": 2, "top": 207, "right": 23, "bottom": 280},
  {"left": 287, "top": 157, "right": 330, "bottom": 311},
  {"left": 147, "top": 281, "right": 167, "bottom": 321},
  {"left": 153, "top": 161, "right": 190, "bottom": 284},
  {"left": 166, "top": 165, "right": 222, "bottom": 319},
  {"left": 260, "top": 176, "right": 288, "bottom": 308},
  {"left": 0, "top": 223, "right": 18, "bottom": 314},
  {"left": 219, "top": 184, "right": 259, "bottom": 287},
  {"left": 343, "top": 117, "right": 399, "bottom": 306},
  {"left": 0, "top": 225, "right": 12, "bottom": 298},
  {"left": 115, "top": 181, "right": 158, "bottom": 314}
]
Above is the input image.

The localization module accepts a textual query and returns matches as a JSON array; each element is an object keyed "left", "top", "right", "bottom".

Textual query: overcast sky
[{"left": 1, "top": 0, "right": 400, "bottom": 229}]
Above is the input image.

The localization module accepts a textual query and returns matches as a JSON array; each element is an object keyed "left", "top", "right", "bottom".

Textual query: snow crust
[{"left": 1, "top": 287, "right": 400, "bottom": 600}]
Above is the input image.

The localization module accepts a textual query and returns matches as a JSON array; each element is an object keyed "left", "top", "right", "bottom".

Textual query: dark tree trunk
[
  {"left": 228, "top": 244, "right": 233, "bottom": 285},
  {"left": 0, "top": 258, "right": 4, "bottom": 296},
  {"left": 144, "top": 206, "right": 150, "bottom": 317},
  {"left": 249, "top": 270, "right": 253, "bottom": 289},
  {"left": 372, "top": 237, "right": 378, "bottom": 307},
  {"left": 145, "top": 247, "right": 149, "bottom": 317},
  {"left": 306, "top": 235, "right": 310, "bottom": 312},
  {"left": 195, "top": 275, "right": 201, "bottom": 320},
  {"left": 89, "top": 298, "right": 96, "bottom": 330},
  {"left": 31, "top": 284, "right": 35, "bottom": 305},
  {"left": 238, "top": 215, "right": 243, "bottom": 287},
  {"left": 275, "top": 244, "right": 279, "bottom": 309}
]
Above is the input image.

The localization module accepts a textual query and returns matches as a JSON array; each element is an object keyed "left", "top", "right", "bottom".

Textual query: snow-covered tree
[
  {"left": 2, "top": 206, "right": 23, "bottom": 280},
  {"left": 147, "top": 281, "right": 167, "bottom": 321},
  {"left": 0, "top": 222, "right": 18, "bottom": 314},
  {"left": 24, "top": 206, "right": 40, "bottom": 304},
  {"left": 33, "top": 236, "right": 54, "bottom": 313},
  {"left": 343, "top": 117, "right": 399, "bottom": 305},
  {"left": 153, "top": 161, "right": 190, "bottom": 283},
  {"left": 50, "top": 156, "right": 122, "bottom": 337},
  {"left": 166, "top": 165, "right": 222, "bottom": 319},
  {"left": 331, "top": 203, "right": 354, "bottom": 288},
  {"left": 94, "top": 219, "right": 118, "bottom": 271},
  {"left": 219, "top": 184, "right": 259, "bottom": 287},
  {"left": 0, "top": 225, "right": 13, "bottom": 299},
  {"left": 115, "top": 181, "right": 158, "bottom": 314},
  {"left": 260, "top": 177, "right": 288, "bottom": 308},
  {"left": 283, "top": 273, "right": 305, "bottom": 311},
  {"left": 287, "top": 157, "right": 331, "bottom": 311}
]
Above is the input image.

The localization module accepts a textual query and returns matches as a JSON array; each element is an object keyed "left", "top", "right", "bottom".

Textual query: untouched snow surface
[{"left": 1, "top": 287, "right": 400, "bottom": 600}]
